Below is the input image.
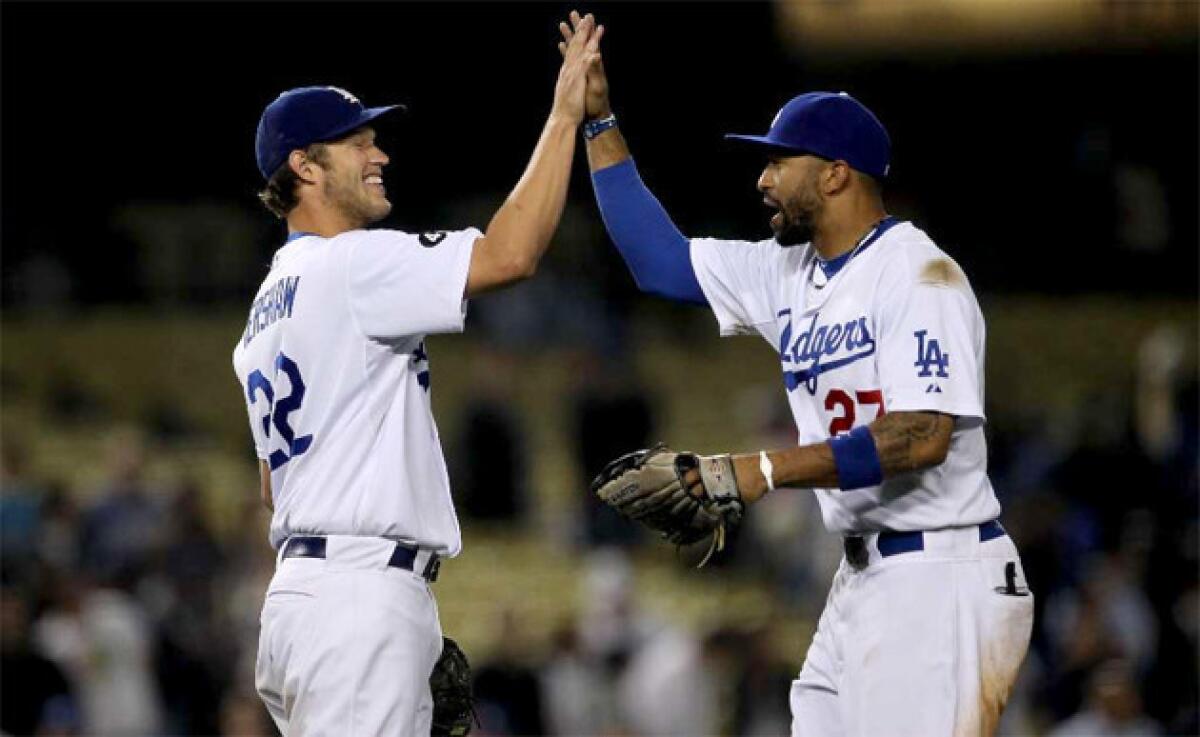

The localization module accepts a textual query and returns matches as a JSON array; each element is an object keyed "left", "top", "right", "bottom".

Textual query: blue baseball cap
[
  {"left": 725, "top": 92, "right": 891, "bottom": 179},
  {"left": 255, "top": 86, "right": 405, "bottom": 179}
]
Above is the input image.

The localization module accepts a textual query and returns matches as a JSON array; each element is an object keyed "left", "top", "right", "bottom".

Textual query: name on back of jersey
[{"left": 243, "top": 275, "right": 301, "bottom": 347}]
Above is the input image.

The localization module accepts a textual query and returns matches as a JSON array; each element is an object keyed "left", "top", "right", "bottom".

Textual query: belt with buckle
[
  {"left": 843, "top": 520, "right": 1006, "bottom": 569},
  {"left": 282, "top": 535, "right": 441, "bottom": 582}
]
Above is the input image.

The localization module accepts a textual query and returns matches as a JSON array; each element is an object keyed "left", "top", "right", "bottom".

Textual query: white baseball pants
[
  {"left": 790, "top": 524, "right": 1034, "bottom": 737},
  {"left": 255, "top": 535, "right": 444, "bottom": 736}
]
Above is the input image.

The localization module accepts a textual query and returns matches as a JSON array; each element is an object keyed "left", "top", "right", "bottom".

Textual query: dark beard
[{"left": 772, "top": 209, "right": 815, "bottom": 247}]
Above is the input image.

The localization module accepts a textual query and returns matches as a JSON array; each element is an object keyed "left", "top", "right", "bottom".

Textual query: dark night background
[
  {"left": 2, "top": 2, "right": 1196, "bottom": 305},
  {"left": 1, "top": 3, "right": 1197, "bottom": 736}
]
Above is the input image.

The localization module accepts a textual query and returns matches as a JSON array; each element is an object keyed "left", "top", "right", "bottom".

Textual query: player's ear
[
  {"left": 822, "top": 160, "right": 852, "bottom": 196},
  {"left": 289, "top": 150, "right": 320, "bottom": 184}
]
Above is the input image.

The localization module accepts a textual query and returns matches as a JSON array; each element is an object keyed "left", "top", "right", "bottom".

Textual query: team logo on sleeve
[
  {"left": 914, "top": 329, "right": 949, "bottom": 393},
  {"left": 419, "top": 231, "right": 447, "bottom": 247}
]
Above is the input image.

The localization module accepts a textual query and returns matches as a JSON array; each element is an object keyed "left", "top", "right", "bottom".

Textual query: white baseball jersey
[
  {"left": 231, "top": 227, "right": 480, "bottom": 554},
  {"left": 690, "top": 218, "right": 1001, "bottom": 533}
]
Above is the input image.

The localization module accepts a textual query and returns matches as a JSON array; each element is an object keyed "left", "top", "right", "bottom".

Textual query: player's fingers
[
  {"left": 588, "top": 45, "right": 606, "bottom": 72},
  {"left": 569, "top": 9, "right": 582, "bottom": 29},
  {"left": 565, "top": 15, "right": 593, "bottom": 57},
  {"left": 587, "top": 24, "right": 605, "bottom": 52},
  {"left": 564, "top": 18, "right": 584, "bottom": 52},
  {"left": 557, "top": 41, "right": 567, "bottom": 58},
  {"left": 570, "top": 13, "right": 593, "bottom": 43}
]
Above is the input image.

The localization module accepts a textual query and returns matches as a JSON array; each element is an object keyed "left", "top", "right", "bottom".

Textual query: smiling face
[
  {"left": 757, "top": 153, "right": 827, "bottom": 247},
  {"left": 314, "top": 126, "right": 392, "bottom": 227}
]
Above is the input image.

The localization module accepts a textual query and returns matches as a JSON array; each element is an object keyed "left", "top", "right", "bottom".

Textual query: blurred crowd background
[{"left": 2, "top": 2, "right": 1196, "bottom": 736}]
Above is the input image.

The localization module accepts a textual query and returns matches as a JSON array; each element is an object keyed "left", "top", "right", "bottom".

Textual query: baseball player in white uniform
[
  {"left": 562, "top": 12, "right": 1035, "bottom": 736},
  {"left": 233, "top": 15, "right": 603, "bottom": 735}
]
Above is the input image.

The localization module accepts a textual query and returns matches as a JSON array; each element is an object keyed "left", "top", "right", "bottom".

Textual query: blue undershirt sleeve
[{"left": 591, "top": 158, "right": 708, "bottom": 305}]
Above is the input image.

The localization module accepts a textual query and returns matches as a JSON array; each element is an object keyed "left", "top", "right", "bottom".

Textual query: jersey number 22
[{"left": 246, "top": 352, "right": 313, "bottom": 470}]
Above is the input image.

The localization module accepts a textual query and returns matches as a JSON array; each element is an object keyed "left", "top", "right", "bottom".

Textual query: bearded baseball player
[
  {"left": 564, "top": 13, "right": 1035, "bottom": 737},
  {"left": 232, "top": 15, "right": 602, "bottom": 735}
]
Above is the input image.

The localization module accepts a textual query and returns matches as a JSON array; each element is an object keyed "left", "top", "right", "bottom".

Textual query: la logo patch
[{"left": 913, "top": 329, "right": 949, "bottom": 378}]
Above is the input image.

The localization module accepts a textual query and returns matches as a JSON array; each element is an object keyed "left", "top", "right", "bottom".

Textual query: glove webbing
[{"left": 690, "top": 453, "right": 739, "bottom": 568}]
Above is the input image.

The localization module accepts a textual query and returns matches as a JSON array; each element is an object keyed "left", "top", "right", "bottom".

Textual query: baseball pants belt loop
[
  {"left": 282, "top": 535, "right": 441, "bottom": 582},
  {"left": 843, "top": 519, "right": 1007, "bottom": 568}
]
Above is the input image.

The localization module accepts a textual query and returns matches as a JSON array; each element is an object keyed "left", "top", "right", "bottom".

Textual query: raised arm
[
  {"left": 464, "top": 12, "right": 602, "bottom": 297},
  {"left": 560, "top": 12, "right": 706, "bottom": 305}
]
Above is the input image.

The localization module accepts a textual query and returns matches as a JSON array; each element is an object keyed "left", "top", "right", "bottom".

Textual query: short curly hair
[{"left": 257, "top": 143, "right": 330, "bottom": 219}]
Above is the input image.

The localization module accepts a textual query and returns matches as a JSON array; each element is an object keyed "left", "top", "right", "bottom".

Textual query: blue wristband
[
  {"left": 828, "top": 426, "right": 884, "bottom": 490},
  {"left": 583, "top": 114, "right": 618, "bottom": 140}
]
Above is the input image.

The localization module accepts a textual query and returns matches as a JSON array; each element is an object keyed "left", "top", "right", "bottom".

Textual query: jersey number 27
[
  {"left": 246, "top": 352, "right": 313, "bottom": 471},
  {"left": 825, "top": 388, "right": 885, "bottom": 436}
]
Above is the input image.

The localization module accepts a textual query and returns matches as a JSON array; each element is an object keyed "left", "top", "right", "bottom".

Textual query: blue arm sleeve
[{"left": 591, "top": 159, "right": 707, "bottom": 305}]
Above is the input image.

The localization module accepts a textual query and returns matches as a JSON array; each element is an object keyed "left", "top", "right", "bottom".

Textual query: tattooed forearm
[{"left": 868, "top": 411, "right": 954, "bottom": 475}]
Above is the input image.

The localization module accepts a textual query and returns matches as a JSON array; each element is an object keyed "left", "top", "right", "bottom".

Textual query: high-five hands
[
  {"left": 552, "top": 11, "right": 604, "bottom": 126},
  {"left": 558, "top": 10, "right": 611, "bottom": 121}
]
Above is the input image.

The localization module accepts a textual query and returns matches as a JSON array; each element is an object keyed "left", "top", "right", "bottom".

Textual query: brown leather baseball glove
[{"left": 591, "top": 444, "right": 745, "bottom": 565}]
